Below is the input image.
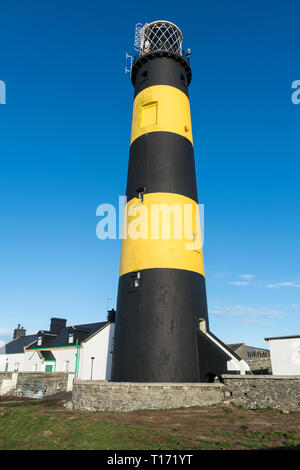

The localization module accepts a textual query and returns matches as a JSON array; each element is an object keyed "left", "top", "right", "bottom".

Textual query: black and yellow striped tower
[{"left": 111, "top": 21, "right": 210, "bottom": 382}]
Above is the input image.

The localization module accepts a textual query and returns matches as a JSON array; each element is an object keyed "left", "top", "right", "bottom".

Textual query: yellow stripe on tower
[
  {"left": 130, "top": 85, "right": 193, "bottom": 145},
  {"left": 119, "top": 193, "right": 204, "bottom": 277}
]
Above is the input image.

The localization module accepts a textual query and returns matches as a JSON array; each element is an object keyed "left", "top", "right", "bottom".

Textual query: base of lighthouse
[{"left": 111, "top": 269, "right": 250, "bottom": 383}]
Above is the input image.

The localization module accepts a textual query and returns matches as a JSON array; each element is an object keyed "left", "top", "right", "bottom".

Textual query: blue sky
[{"left": 0, "top": 0, "right": 299, "bottom": 349}]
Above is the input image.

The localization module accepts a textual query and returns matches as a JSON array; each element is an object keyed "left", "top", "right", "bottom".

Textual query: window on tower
[
  {"left": 129, "top": 271, "right": 142, "bottom": 291},
  {"left": 136, "top": 187, "right": 145, "bottom": 203},
  {"left": 140, "top": 102, "right": 157, "bottom": 128}
]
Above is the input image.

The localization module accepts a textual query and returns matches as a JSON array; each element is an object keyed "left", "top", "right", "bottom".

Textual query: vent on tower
[{"left": 139, "top": 21, "right": 183, "bottom": 57}]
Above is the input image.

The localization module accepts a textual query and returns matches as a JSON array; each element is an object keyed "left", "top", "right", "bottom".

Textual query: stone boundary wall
[
  {"left": 222, "top": 375, "right": 300, "bottom": 412},
  {"left": 72, "top": 376, "right": 300, "bottom": 412},
  {"left": 0, "top": 372, "right": 75, "bottom": 397},
  {"left": 0, "top": 372, "right": 17, "bottom": 396},
  {"left": 3, "top": 372, "right": 70, "bottom": 397},
  {"left": 72, "top": 381, "right": 225, "bottom": 412},
  {"left": 0, "top": 373, "right": 13, "bottom": 379}
]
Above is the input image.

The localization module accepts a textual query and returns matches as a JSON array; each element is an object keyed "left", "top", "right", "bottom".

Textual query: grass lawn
[{"left": 1, "top": 397, "right": 300, "bottom": 450}]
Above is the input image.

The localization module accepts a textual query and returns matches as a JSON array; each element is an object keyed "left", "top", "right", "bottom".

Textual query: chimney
[
  {"left": 50, "top": 318, "right": 67, "bottom": 334},
  {"left": 13, "top": 324, "right": 26, "bottom": 339},
  {"left": 107, "top": 309, "right": 116, "bottom": 323}
]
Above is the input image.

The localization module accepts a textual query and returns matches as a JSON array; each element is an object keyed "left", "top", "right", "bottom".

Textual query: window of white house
[
  {"left": 33, "top": 364, "right": 38, "bottom": 372},
  {"left": 37, "top": 336, "right": 42, "bottom": 346},
  {"left": 14, "top": 362, "right": 19, "bottom": 371},
  {"left": 68, "top": 332, "right": 74, "bottom": 344},
  {"left": 64, "top": 361, "right": 69, "bottom": 372}
]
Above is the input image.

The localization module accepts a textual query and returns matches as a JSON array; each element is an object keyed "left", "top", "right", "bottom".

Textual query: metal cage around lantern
[{"left": 140, "top": 21, "right": 183, "bottom": 56}]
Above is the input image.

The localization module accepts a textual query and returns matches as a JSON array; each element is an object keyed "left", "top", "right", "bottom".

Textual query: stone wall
[
  {"left": 246, "top": 358, "right": 272, "bottom": 374},
  {"left": 72, "top": 376, "right": 300, "bottom": 412},
  {"left": 13, "top": 372, "right": 69, "bottom": 397},
  {"left": 222, "top": 375, "right": 300, "bottom": 411},
  {"left": 0, "top": 372, "right": 13, "bottom": 380},
  {"left": 0, "top": 372, "right": 17, "bottom": 396},
  {"left": 72, "top": 381, "right": 225, "bottom": 412}
]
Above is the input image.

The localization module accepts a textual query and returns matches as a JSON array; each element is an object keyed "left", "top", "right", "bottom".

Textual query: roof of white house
[
  {"left": 0, "top": 318, "right": 112, "bottom": 354},
  {"left": 0, "top": 335, "right": 37, "bottom": 355},
  {"left": 265, "top": 335, "right": 300, "bottom": 341},
  {"left": 26, "top": 321, "right": 109, "bottom": 350}
]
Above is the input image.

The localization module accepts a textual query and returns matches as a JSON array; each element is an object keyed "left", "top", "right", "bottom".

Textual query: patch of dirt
[{"left": 77, "top": 404, "right": 300, "bottom": 449}]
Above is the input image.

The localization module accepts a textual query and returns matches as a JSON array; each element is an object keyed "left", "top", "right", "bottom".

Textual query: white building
[
  {"left": 265, "top": 335, "right": 300, "bottom": 375},
  {"left": 0, "top": 315, "right": 115, "bottom": 381}
]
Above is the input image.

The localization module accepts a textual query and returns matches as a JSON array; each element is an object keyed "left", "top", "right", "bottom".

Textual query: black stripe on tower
[
  {"left": 112, "top": 269, "right": 208, "bottom": 382},
  {"left": 126, "top": 132, "right": 198, "bottom": 203},
  {"left": 131, "top": 52, "right": 192, "bottom": 98}
]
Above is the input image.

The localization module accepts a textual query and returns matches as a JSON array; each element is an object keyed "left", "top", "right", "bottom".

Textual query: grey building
[{"left": 227, "top": 343, "right": 271, "bottom": 374}]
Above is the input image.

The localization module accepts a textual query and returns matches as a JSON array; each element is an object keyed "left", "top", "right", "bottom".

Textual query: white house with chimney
[{"left": 0, "top": 312, "right": 115, "bottom": 381}]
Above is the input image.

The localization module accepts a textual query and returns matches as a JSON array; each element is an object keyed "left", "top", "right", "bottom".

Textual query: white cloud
[
  {"left": 210, "top": 305, "right": 254, "bottom": 317},
  {"left": 229, "top": 281, "right": 249, "bottom": 286},
  {"left": 210, "top": 271, "right": 231, "bottom": 281},
  {"left": 229, "top": 274, "right": 256, "bottom": 286},
  {"left": 267, "top": 281, "right": 300, "bottom": 288},
  {"left": 0, "top": 340, "right": 4, "bottom": 348},
  {"left": 0, "top": 329, "right": 13, "bottom": 335},
  {"left": 209, "top": 304, "right": 286, "bottom": 321}
]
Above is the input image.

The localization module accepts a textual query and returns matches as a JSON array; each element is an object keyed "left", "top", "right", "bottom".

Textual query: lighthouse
[{"left": 111, "top": 21, "right": 248, "bottom": 382}]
